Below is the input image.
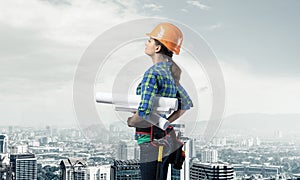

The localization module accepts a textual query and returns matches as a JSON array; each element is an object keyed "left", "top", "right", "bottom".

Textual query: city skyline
[{"left": 1, "top": 124, "right": 300, "bottom": 179}]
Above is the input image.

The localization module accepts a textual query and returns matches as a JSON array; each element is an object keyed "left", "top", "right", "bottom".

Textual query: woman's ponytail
[
  {"left": 154, "top": 39, "right": 182, "bottom": 85},
  {"left": 168, "top": 58, "right": 181, "bottom": 86}
]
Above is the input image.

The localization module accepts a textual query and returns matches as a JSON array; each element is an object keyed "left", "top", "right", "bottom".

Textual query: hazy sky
[{"left": 0, "top": 0, "right": 299, "bottom": 128}]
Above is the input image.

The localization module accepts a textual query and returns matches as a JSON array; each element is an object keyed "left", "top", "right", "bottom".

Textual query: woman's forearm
[{"left": 167, "top": 110, "right": 186, "bottom": 123}]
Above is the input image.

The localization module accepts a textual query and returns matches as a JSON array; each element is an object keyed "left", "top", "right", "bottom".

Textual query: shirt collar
[{"left": 153, "top": 61, "right": 172, "bottom": 67}]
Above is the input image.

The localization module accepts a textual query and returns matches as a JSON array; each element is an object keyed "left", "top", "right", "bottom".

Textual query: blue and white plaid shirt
[{"left": 136, "top": 61, "right": 193, "bottom": 121}]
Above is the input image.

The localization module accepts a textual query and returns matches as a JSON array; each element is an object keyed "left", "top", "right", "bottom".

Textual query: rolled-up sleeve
[
  {"left": 177, "top": 84, "right": 193, "bottom": 110},
  {"left": 137, "top": 71, "right": 158, "bottom": 121}
]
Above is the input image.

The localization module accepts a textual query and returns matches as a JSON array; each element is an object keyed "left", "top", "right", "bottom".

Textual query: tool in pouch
[
  {"left": 151, "top": 126, "right": 186, "bottom": 170},
  {"left": 152, "top": 138, "right": 167, "bottom": 180}
]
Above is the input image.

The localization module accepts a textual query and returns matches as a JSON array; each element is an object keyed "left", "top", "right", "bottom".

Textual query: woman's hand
[{"left": 127, "top": 113, "right": 151, "bottom": 128}]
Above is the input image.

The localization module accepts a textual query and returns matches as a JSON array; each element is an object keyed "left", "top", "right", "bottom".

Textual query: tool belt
[{"left": 136, "top": 125, "right": 185, "bottom": 169}]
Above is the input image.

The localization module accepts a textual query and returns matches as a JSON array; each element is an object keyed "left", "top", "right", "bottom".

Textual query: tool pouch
[
  {"left": 169, "top": 145, "right": 185, "bottom": 170},
  {"left": 150, "top": 125, "right": 185, "bottom": 170}
]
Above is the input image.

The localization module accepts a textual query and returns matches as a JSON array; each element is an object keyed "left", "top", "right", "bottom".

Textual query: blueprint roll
[
  {"left": 149, "top": 113, "right": 170, "bottom": 130},
  {"left": 95, "top": 92, "right": 178, "bottom": 113},
  {"left": 95, "top": 92, "right": 177, "bottom": 130}
]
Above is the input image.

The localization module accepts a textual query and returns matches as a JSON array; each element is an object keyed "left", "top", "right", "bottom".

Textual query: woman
[{"left": 127, "top": 22, "right": 193, "bottom": 180}]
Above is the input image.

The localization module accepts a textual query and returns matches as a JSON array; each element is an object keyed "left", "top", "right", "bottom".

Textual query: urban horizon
[{"left": 1, "top": 120, "right": 300, "bottom": 179}]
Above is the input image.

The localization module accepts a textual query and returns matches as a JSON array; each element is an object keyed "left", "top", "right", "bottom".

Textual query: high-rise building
[
  {"left": 168, "top": 137, "right": 196, "bottom": 180},
  {"left": 190, "top": 161, "right": 235, "bottom": 179},
  {"left": 8, "top": 126, "right": 13, "bottom": 135},
  {"left": 0, "top": 154, "right": 10, "bottom": 180},
  {"left": 171, "top": 123, "right": 185, "bottom": 138},
  {"left": 233, "top": 163, "right": 283, "bottom": 178},
  {"left": 109, "top": 124, "right": 134, "bottom": 144},
  {"left": 211, "top": 137, "right": 227, "bottom": 147},
  {"left": 46, "top": 126, "right": 52, "bottom": 137},
  {"left": 168, "top": 123, "right": 196, "bottom": 180},
  {"left": 10, "top": 145, "right": 28, "bottom": 154},
  {"left": 9, "top": 154, "right": 37, "bottom": 180},
  {"left": 241, "top": 138, "right": 254, "bottom": 147},
  {"left": 0, "top": 134, "right": 8, "bottom": 154},
  {"left": 274, "top": 130, "right": 283, "bottom": 138},
  {"left": 117, "top": 140, "right": 139, "bottom": 160},
  {"left": 200, "top": 149, "right": 218, "bottom": 163},
  {"left": 87, "top": 165, "right": 111, "bottom": 180},
  {"left": 0, "top": 134, "right": 9, "bottom": 179},
  {"left": 111, "top": 159, "right": 141, "bottom": 180},
  {"left": 60, "top": 158, "right": 88, "bottom": 180},
  {"left": 254, "top": 137, "right": 261, "bottom": 146}
]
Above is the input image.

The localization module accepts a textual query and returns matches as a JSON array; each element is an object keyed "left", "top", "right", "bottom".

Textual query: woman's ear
[{"left": 155, "top": 45, "right": 161, "bottom": 53}]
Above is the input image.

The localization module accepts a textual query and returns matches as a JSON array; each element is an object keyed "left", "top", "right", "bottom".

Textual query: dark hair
[
  {"left": 154, "top": 39, "right": 182, "bottom": 85},
  {"left": 154, "top": 39, "right": 173, "bottom": 58}
]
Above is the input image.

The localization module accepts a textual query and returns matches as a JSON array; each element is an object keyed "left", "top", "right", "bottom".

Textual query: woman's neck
[{"left": 151, "top": 54, "right": 168, "bottom": 64}]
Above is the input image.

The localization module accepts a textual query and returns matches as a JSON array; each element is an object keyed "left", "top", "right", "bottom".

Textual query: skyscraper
[
  {"left": 0, "top": 134, "right": 9, "bottom": 179},
  {"left": 190, "top": 161, "right": 235, "bottom": 179},
  {"left": 0, "top": 154, "right": 10, "bottom": 180},
  {"left": 117, "top": 140, "right": 139, "bottom": 160},
  {"left": 10, "top": 145, "right": 28, "bottom": 154},
  {"left": 87, "top": 165, "right": 111, "bottom": 180},
  {"left": 111, "top": 159, "right": 141, "bottom": 180},
  {"left": 171, "top": 123, "right": 185, "bottom": 138},
  {"left": 200, "top": 149, "right": 218, "bottom": 163},
  {"left": 60, "top": 158, "right": 88, "bottom": 180},
  {"left": 0, "top": 134, "right": 8, "bottom": 154},
  {"left": 9, "top": 154, "right": 37, "bottom": 180}
]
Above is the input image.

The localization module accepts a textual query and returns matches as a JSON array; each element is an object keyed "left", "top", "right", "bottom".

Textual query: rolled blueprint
[
  {"left": 95, "top": 92, "right": 178, "bottom": 113},
  {"left": 149, "top": 113, "right": 170, "bottom": 130},
  {"left": 95, "top": 92, "right": 177, "bottom": 130}
]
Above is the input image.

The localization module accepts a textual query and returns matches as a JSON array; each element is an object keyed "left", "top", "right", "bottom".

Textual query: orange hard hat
[{"left": 146, "top": 22, "right": 183, "bottom": 55}]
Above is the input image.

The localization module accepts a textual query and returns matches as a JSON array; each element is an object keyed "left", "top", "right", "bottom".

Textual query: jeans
[{"left": 139, "top": 143, "right": 170, "bottom": 180}]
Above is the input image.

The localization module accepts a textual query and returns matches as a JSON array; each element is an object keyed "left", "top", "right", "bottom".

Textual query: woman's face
[{"left": 145, "top": 38, "right": 158, "bottom": 56}]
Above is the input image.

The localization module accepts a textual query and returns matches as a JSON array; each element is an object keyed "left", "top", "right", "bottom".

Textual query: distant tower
[
  {"left": 8, "top": 126, "right": 13, "bottom": 135},
  {"left": 171, "top": 123, "right": 185, "bottom": 138},
  {"left": 200, "top": 149, "right": 218, "bottom": 163},
  {"left": 46, "top": 126, "right": 52, "bottom": 137},
  {"left": 117, "top": 140, "right": 139, "bottom": 160},
  {"left": 9, "top": 154, "right": 37, "bottom": 180},
  {"left": 254, "top": 137, "right": 261, "bottom": 146},
  {"left": 274, "top": 130, "right": 283, "bottom": 138},
  {"left": 10, "top": 145, "right": 28, "bottom": 154},
  {"left": 212, "top": 137, "right": 227, "bottom": 146},
  {"left": 0, "top": 134, "right": 8, "bottom": 154}
]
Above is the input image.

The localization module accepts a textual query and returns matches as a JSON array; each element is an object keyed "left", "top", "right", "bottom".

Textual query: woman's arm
[
  {"left": 167, "top": 110, "right": 186, "bottom": 124},
  {"left": 127, "top": 113, "right": 151, "bottom": 128},
  {"left": 167, "top": 84, "right": 193, "bottom": 124}
]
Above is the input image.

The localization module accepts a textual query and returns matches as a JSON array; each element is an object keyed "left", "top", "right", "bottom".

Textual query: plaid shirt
[
  {"left": 136, "top": 61, "right": 193, "bottom": 121},
  {"left": 135, "top": 61, "right": 193, "bottom": 144}
]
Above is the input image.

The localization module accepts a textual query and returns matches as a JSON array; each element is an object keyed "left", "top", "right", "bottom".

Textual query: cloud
[
  {"left": 220, "top": 60, "right": 300, "bottom": 116},
  {"left": 143, "top": 3, "right": 163, "bottom": 11},
  {"left": 181, "top": 9, "right": 189, "bottom": 13},
  {"left": 0, "top": 0, "right": 142, "bottom": 126},
  {"left": 0, "top": 0, "right": 140, "bottom": 46},
  {"left": 186, "top": 0, "right": 210, "bottom": 10},
  {"left": 0, "top": 0, "right": 142, "bottom": 89},
  {"left": 205, "top": 22, "right": 223, "bottom": 30}
]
